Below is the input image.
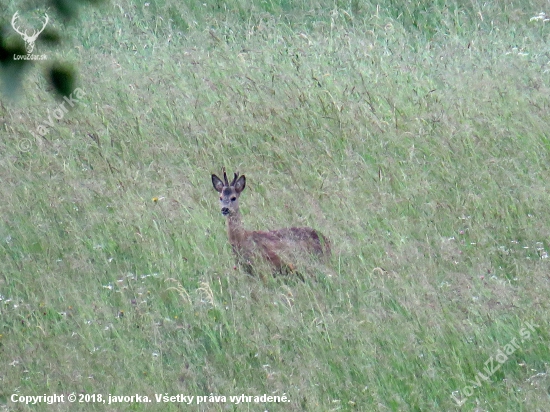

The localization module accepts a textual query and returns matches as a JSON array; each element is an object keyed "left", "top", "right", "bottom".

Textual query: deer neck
[{"left": 226, "top": 212, "right": 247, "bottom": 248}]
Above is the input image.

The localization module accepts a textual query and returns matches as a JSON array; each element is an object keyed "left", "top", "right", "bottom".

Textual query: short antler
[{"left": 222, "top": 167, "right": 229, "bottom": 186}]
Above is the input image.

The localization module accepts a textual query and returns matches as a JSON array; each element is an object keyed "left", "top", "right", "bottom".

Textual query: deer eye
[
  {"left": 231, "top": 197, "right": 237, "bottom": 201},
  {"left": 219, "top": 197, "right": 222, "bottom": 201}
]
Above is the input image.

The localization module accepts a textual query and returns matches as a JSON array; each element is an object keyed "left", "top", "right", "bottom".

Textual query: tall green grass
[{"left": 1, "top": 0, "right": 549, "bottom": 410}]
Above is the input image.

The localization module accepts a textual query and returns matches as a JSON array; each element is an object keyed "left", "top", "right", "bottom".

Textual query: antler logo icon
[{"left": 11, "top": 11, "right": 49, "bottom": 54}]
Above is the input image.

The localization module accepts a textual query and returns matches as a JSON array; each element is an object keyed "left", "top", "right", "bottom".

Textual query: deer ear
[
  {"left": 234, "top": 175, "right": 246, "bottom": 193},
  {"left": 212, "top": 174, "right": 224, "bottom": 192}
]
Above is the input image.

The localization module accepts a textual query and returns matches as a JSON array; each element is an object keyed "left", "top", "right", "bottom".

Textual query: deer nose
[{"left": 221, "top": 207, "right": 230, "bottom": 216}]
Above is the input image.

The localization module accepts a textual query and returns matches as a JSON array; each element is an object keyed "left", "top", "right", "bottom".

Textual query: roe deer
[{"left": 212, "top": 169, "right": 331, "bottom": 277}]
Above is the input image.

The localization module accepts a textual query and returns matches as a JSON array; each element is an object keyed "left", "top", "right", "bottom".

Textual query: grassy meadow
[{"left": 1, "top": 0, "right": 550, "bottom": 410}]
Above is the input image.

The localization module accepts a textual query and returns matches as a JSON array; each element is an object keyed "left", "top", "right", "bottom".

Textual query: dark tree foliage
[{"left": 0, "top": 0, "right": 103, "bottom": 99}]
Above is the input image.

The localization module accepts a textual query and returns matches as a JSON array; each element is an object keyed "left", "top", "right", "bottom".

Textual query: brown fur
[{"left": 212, "top": 169, "right": 331, "bottom": 275}]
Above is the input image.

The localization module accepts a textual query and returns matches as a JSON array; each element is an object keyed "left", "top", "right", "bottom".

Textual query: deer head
[
  {"left": 11, "top": 12, "right": 49, "bottom": 54},
  {"left": 212, "top": 168, "right": 246, "bottom": 217}
]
